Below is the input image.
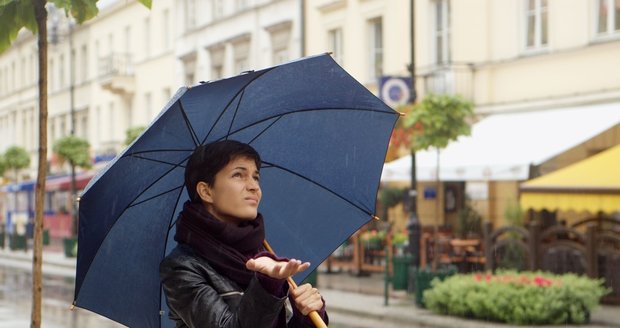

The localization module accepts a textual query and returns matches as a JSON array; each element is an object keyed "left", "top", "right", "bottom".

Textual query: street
[
  {"left": 0, "top": 263, "right": 402, "bottom": 328},
  {"left": 0, "top": 265, "right": 122, "bottom": 328}
]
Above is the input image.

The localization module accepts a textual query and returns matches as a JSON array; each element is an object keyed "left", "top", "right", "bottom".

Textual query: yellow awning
[{"left": 520, "top": 144, "right": 620, "bottom": 213}]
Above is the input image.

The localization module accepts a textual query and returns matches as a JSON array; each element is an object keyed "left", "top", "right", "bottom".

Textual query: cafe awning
[
  {"left": 520, "top": 143, "right": 620, "bottom": 213},
  {"left": 381, "top": 101, "right": 620, "bottom": 182}
]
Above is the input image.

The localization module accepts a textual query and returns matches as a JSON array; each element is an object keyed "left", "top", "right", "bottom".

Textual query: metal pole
[
  {"left": 407, "top": 0, "right": 421, "bottom": 268},
  {"left": 69, "top": 20, "right": 78, "bottom": 236}
]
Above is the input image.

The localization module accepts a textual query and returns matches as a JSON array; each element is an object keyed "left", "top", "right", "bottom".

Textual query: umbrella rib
[
  {"left": 226, "top": 107, "right": 397, "bottom": 138},
  {"left": 76, "top": 155, "right": 192, "bottom": 305},
  {"left": 128, "top": 185, "right": 184, "bottom": 208},
  {"left": 261, "top": 160, "right": 372, "bottom": 217},
  {"left": 178, "top": 100, "right": 200, "bottom": 147},
  {"left": 122, "top": 149, "right": 195, "bottom": 157},
  {"left": 124, "top": 155, "right": 187, "bottom": 168},
  {"left": 202, "top": 69, "right": 273, "bottom": 144},
  {"left": 226, "top": 88, "right": 245, "bottom": 139},
  {"left": 167, "top": 185, "right": 186, "bottom": 231},
  {"left": 248, "top": 115, "right": 283, "bottom": 145}
]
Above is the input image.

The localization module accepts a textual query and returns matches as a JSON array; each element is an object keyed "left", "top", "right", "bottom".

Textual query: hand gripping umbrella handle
[{"left": 263, "top": 240, "right": 328, "bottom": 328}]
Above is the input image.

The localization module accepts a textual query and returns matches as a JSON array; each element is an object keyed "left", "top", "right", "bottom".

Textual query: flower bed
[{"left": 423, "top": 271, "right": 610, "bottom": 325}]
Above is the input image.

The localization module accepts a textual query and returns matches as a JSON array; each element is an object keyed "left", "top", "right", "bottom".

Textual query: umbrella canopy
[{"left": 74, "top": 54, "right": 399, "bottom": 327}]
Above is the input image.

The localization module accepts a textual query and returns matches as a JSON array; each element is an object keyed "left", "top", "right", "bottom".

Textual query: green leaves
[
  {"left": 53, "top": 135, "right": 91, "bottom": 168},
  {"left": 404, "top": 94, "right": 474, "bottom": 151},
  {"left": 424, "top": 271, "right": 610, "bottom": 325},
  {"left": 4, "top": 145, "right": 31, "bottom": 170},
  {"left": 0, "top": 0, "right": 37, "bottom": 53},
  {"left": 125, "top": 126, "right": 146, "bottom": 146},
  {"left": 0, "top": 154, "right": 6, "bottom": 177},
  {"left": 1, "top": 0, "right": 151, "bottom": 54},
  {"left": 52, "top": 0, "right": 98, "bottom": 24}
]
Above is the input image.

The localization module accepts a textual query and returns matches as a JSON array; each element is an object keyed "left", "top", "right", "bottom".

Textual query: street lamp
[
  {"left": 50, "top": 11, "right": 78, "bottom": 235},
  {"left": 406, "top": 0, "right": 421, "bottom": 268}
]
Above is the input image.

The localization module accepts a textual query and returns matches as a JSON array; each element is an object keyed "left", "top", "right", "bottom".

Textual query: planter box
[
  {"left": 63, "top": 237, "right": 78, "bottom": 258},
  {"left": 43, "top": 229, "right": 50, "bottom": 246},
  {"left": 392, "top": 255, "right": 412, "bottom": 290},
  {"left": 10, "top": 234, "right": 27, "bottom": 250}
]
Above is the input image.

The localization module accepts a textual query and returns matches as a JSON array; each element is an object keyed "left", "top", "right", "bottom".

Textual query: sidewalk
[{"left": 0, "top": 248, "right": 618, "bottom": 328}]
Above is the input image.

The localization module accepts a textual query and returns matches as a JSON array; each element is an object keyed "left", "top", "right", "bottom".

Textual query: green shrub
[{"left": 424, "top": 271, "right": 610, "bottom": 325}]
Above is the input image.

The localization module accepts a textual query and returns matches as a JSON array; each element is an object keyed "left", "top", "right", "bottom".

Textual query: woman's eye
[
  {"left": 254, "top": 176, "right": 260, "bottom": 182},
  {"left": 232, "top": 172, "right": 242, "bottom": 178}
]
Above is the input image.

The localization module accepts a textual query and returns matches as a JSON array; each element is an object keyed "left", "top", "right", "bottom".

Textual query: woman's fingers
[
  {"left": 246, "top": 257, "right": 311, "bottom": 279},
  {"left": 290, "top": 283, "right": 324, "bottom": 315}
]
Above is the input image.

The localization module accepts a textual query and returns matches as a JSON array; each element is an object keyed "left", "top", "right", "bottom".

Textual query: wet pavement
[{"left": 0, "top": 265, "right": 123, "bottom": 328}]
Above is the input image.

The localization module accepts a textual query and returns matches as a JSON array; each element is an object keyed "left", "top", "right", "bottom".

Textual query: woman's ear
[{"left": 196, "top": 181, "right": 213, "bottom": 204}]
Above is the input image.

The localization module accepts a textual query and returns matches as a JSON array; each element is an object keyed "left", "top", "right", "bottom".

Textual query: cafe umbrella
[{"left": 74, "top": 54, "right": 399, "bottom": 327}]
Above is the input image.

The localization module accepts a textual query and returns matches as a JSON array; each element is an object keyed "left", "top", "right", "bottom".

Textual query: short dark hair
[{"left": 185, "top": 140, "right": 261, "bottom": 203}]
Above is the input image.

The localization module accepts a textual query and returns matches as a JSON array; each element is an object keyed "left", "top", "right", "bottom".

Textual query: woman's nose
[{"left": 247, "top": 179, "right": 259, "bottom": 190}]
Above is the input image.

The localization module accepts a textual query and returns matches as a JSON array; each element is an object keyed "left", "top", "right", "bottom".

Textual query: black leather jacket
[{"left": 160, "top": 244, "right": 325, "bottom": 328}]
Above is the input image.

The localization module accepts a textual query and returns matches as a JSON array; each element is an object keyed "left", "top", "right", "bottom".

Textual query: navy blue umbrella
[{"left": 74, "top": 54, "right": 399, "bottom": 327}]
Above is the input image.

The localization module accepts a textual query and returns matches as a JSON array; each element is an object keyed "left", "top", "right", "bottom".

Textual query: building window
[
  {"left": 236, "top": 0, "right": 248, "bottom": 11},
  {"left": 213, "top": 0, "right": 224, "bottom": 20},
  {"left": 328, "top": 28, "right": 343, "bottom": 65},
  {"left": 185, "top": 0, "right": 197, "bottom": 30},
  {"left": 144, "top": 17, "right": 151, "bottom": 57},
  {"left": 59, "top": 54, "right": 65, "bottom": 89},
  {"left": 525, "top": 0, "right": 548, "bottom": 49},
  {"left": 124, "top": 25, "right": 132, "bottom": 56},
  {"left": 49, "top": 59, "right": 55, "bottom": 91},
  {"left": 145, "top": 92, "right": 152, "bottom": 121},
  {"left": 163, "top": 9, "right": 171, "bottom": 50},
  {"left": 183, "top": 57, "right": 196, "bottom": 85},
  {"left": 270, "top": 27, "right": 291, "bottom": 65},
  {"left": 233, "top": 41, "right": 250, "bottom": 74},
  {"left": 433, "top": 0, "right": 450, "bottom": 65},
  {"left": 209, "top": 47, "right": 225, "bottom": 80},
  {"left": 368, "top": 17, "right": 383, "bottom": 81},
  {"left": 163, "top": 88, "right": 171, "bottom": 106},
  {"left": 80, "top": 114, "right": 88, "bottom": 140},
  {"left": 81, "top": 45, "right": 88, "bottom": 82},
  {"left": 596, "top": 0, "right": 620, "bottom": 36}
]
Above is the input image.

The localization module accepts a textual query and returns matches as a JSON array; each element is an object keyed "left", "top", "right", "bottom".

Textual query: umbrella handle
[{"left": 263, "top": 240, "right": 328, "bottom": 328}]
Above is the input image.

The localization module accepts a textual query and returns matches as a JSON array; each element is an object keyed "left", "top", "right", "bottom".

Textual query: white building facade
[
  {"left": 175, "top": 0, "right": 303, "bottom": 86},
  {"left": 0, "top": 0, "right": 305, "bottom": 179}
]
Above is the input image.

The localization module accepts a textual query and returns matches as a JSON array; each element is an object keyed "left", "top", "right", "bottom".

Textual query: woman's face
[{"left": 200, "top": 156, "right": 261, "bottom": 224}]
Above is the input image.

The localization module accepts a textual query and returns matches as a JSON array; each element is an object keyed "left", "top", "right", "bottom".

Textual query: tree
[
  {"left": 125, "top": 126, "right": 146, "bottom": 146},
  {"left": 0, "top": 1, "right": 151, "bottom": 327},
  {"left": 53, "top": 135, "right": 91, "bottom": 169},
  {"left": 404, "top": 93, "right": 474, "bottom": 269},
  {"left": 53, "top": 135, "right": 91, "bottom": 235},
  {"left": 3, "top": 146, "right": 31, "bottom": 182},
  {"left": 0, "top": 154, "right": 6, "bottom": 178}
]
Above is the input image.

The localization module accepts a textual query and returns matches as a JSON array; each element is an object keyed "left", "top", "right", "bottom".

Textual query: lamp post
[
  {"left": 68, "top": 19, "right": 78, "bottom": 236},
  {"left": 51, "top": 12, "right": 78, "bottom": 236},
  {"left": 406, "top": 0, "right": 421, "bottom": 268}
]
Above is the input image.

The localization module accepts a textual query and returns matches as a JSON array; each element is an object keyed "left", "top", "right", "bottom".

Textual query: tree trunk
[{"left": 32, "top": 1, "right": 48, "bottom": 327}]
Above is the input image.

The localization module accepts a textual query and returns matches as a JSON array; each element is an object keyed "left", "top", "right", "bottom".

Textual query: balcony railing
[
  {"left": 420, "top": 64, "right": 474, "bottom": 100},
  {"left": 98, "top": 53, "right": 135, "bottom": 96},
  {"left": 99, "top": 53, "right": 133, "bottom": 78}
]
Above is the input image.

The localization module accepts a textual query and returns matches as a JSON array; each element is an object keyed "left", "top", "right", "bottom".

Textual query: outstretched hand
[{"left": 246, "top": 257, "right": 310, "bottom": 280}]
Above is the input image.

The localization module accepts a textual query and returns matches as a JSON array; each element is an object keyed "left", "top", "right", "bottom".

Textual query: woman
[{"left": 160, "top": 140, "right": 328, "bottom": 328}]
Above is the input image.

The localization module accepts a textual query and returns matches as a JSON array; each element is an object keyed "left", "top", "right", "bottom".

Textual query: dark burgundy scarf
[{"left": 174, "top": 201, "right": 265, "bottom": 289}]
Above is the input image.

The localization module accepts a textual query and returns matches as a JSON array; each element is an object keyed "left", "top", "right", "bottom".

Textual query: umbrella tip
[
  {"left": 70, "top": 303, "right": 76, "bottom": 311},
  {"left": 372, "top": 215, "right": 381, "bottom": 221},
  {"left": 398, "top": 112, "right": 406, "bottom": 117}
]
